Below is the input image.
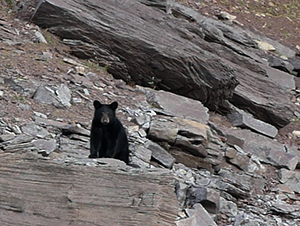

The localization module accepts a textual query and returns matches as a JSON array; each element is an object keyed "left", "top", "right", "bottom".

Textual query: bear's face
[{"left": 93, "top": 100, "right": 118, "bottom": 126}]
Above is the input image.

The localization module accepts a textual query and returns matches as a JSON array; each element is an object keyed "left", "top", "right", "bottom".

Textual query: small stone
[
  {"left": 72, "top": 98, "right": 82, "bottom": 104},
  {"left": 292, "top": 130, "right": 300, "bottom": 138},
  {"left": 11, "top": 125, "right": 22, "bottom": 134},
  {"left": 255, "top": 40, "right": 276, "bottom": 51},
  {"left": 34, "top": 111, "right": 47, "bottom": 119},
  {"left": 35, "top": 31, "right": 47, "bottom": 43},
  {"left": 75, "top": 66, "right": 86, "bottom": 75},
  {"left": 217, "top": 11, "right": 236, "bottom": 21}
]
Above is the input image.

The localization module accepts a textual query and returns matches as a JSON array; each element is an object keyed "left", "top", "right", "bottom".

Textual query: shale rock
[
  {"left": 31, "top": 0, "right": 239, "bottom": 111},
  {"left": 0, "top": 153, "right": 178, "bottom": 226}
]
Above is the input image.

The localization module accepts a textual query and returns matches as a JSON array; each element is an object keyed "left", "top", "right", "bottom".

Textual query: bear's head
[{"left": 93, "top": 100, "right": 118, "bottom": 125}]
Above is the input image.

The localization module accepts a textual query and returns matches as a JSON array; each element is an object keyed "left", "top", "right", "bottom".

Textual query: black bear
[{"left": 89, "top": 100, "right": 129, "bottom": 164}]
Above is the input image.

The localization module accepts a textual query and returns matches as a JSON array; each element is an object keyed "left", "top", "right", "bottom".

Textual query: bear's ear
[
  {"left": 93, "top": 100, "right": 102, "bottom": 109},
  {"left": 109, "top": 101, "right": 118, "bottom": 111}
]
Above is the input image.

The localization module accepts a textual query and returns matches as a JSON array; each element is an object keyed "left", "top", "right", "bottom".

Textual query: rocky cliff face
[{"left": 1, "top": 0, "right": 300, "bottom": 225}]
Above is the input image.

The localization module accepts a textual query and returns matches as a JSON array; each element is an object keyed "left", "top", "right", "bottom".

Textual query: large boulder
[
  {"left": 31, "top": 0, "right": 238, "bottom": 111},
  {"left": 31, "top": 0, "right": 298, "bottom": 128}
]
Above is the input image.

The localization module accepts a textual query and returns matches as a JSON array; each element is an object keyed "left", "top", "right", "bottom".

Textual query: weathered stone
[
  {"left": 59, "top": 137, "right": 89, "bottom": 157},
  {"left": 0, "top": 153, "right": 178, "bottom": 225},
  {"left": 171, "top": 149, "right": 213, "bottom": 171},
  {"left": 33, "top": 86, "right": 61, "bottom": 107},
  {"left": 176, "top": 118, "right": 208, "bottom": 142},
  {"left": 69, "top": 134, "right": 89, "bottom": 142},
  {"left": 177, "top": 204, "right": 217, "bottom": 226},
  {"left": 61, "top": 124, "right": 90, "bottom": 137},
  {"left": 185, "top": 186, "right": 220, "bottom": 214},
  {"left": 32, "top": 0, "right": 239, "bottom": 111},
  {"left": 225, "top": 147, "right": 251, "bottom": 171},
  {"left": 2, "top": 142, "right": 37, "bottom": 153},
  {"left": 31, "top": 0, "right": 297, "bottom": 128},
  {"left": 32, "top": 139, "right": 57, "bottom": 156},
  {"left": 22, "top": 123, "right": 50, "bottom": 138},
  {"left": 267, "top": 55, "right": 294, "bottom": 73},
  {"left": 224, "top": 128, "right": 299, "bottom": 170},
  {"left": 226, "top": 134, "right": 245, "bottom": 147},
  {"left": 34, "top": 116, "right": 67, "bottom": 128},
  {"left": 35, "top": 30, "right": 47, "bottom": 43},
  {"left": 289, "top": 57, "right": 300, "bottom": 76},
  {"left": 148, "top": 115, "right": 209, "bottom": 158},
  {"left": 1, "top": 134, "right": 34, "bottom": 146},
  {"left": 279, "top": 169, "right": 300, "bottom": 193},
  {"left": 219, "top": 197, "right": 238, "bottom": 217},
  {"left": 11, "top": 125, "right": 22, "bottom": 134},
  {"left": 147, "top": 90, "right": 209, "bottom": 124},
  {"left": 175, "top": 182, "right": 189, "bottom": 207},
  {"left": 255, "top": 40, "right": 275, "bottom": 51},
  {"left": 0, "top": 134, "right": 15, "bottom": 142},
  {"left": 56, "top": 84, "right": 71, "bottom": 107},
  {"left": 175, "top": 135, "right": 207, "bottom": 157},
  {"left": 227, "top": 110, "right": 278, "bottom": 138},
  {"left": 217, "top": 168, "right": 266, "bottom": 198},
  {"left": 130, "top": 144, "right": 152, "bottom": 168},
  {"left": 148, "top": 116, "right": 178, "bottom": 143},
  {"left": 217, "top": 11, "right": 236, "bottom": 21},
  {"left": 145, "top": 140, "right": 175, "bottom": 169},
  {"left": 271, "top": 202, "right": 300, "bottom": 218},
  {"left": 231, "top": 71, "right": 296, "bottom": 128}
]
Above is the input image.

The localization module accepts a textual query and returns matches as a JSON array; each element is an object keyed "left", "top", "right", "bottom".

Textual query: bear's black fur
[{"left": 89, "top": 100, "right": 129, "bottom": 164}]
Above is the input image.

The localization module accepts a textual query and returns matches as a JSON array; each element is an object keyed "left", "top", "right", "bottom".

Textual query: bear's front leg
[
  {"left": 89, "top": 127, "right": 103, "bottom": 158},
  {"left": 106, "top": 139, "right": 118, "bottom": 158}
]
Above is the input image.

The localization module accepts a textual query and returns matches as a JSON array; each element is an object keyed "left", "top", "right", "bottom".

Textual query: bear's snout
[{"left": 101, "top": 112, "right": 110, "bottom": 125}]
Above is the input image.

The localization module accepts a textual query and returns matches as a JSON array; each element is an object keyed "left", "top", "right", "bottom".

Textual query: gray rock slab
[
  {"left": 32, "top": 0, "right": 237, "bottom": 111},
  {"left": 34, "top": 116, "right": 68, "bottom": 128},
  {"left": 279, "top": 169, "right": 300, "bottom": 193},
  {"left": 0, "top": 153, "right": 178, "bottom": 225},
  {"left": 271, "top": 202, "right": 300, "bottom": 217},
  {"left": 1, "top": 134, "right": 34, "bottom": 146},
  {"left": 0, "top": 134, "right": 15, "bottom": 142},
  {"left": 175, "top": 135, "right": 208, "bottom": 157},
  {"left": 22, "top": 123, "right": 50, "bottom": 138},
  {"left": 147, "top": 90, "right": 209, "bottom": 124},
  {"left": 56, "top": 84, "right": 71, "bottom": 107},
  {"left": 33, "top": 86, "right": 61, "bottom": 107},
  {"left": 145, "top": 140, "right": 175, "bottom": 169},
  {"left": 129, "top": 144, "right": 152, "bottom": 168},
  {"left": 148, "top": 115, "right": 208, "bottom": 157},
  {"left": 32, "top": 139, "right": 57, "bottom": 156},
  {"left": 224, "top": 128, "right": 299, "bottom": 170},
  {"left": 61, "top": 124, "right": 90, "bottom": 137},
  {"left": 148, "top": 116, "right": 178, "bottom": 143},
  {"left": 2, "top": 142, "right": 37, "bottom": 153},
  {"left": 227, "top": 110, "right": 278, "bottom": 138},
  {"left": 225, "top": 148, "right": 251, "bottom": 172},
  {"left": 177, "top": 204, "right": 217, "bottom": 226},
  {"left": 219, "top": 197, "right": 238, "bottom": 217},
  {"left": 186, "top": 186, "right": 220, "bottom": 214}
]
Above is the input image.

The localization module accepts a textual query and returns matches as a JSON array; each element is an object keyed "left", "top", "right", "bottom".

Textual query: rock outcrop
[
  {"left": 1, "top": 1, "right": 300, "bottom": 225},
  {"left": 31, "top": 0, "right": 299, "bottom": 128},
  {"left": 0, "top": 153, "right": 178, "bottom": 226}
]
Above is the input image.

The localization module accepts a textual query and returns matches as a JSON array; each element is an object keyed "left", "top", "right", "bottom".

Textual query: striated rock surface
[
  {"left": 0, "top": 153, "right": 178, "bottom": 226},
  {"left": 31, "top": 0, "right": 299, "bottom": 128},
  {"left": 1, "top": 1, "right": 300, "bottom": 225},
  {"left": 31, "top": 0, "right": 239, "bottom": 111}
]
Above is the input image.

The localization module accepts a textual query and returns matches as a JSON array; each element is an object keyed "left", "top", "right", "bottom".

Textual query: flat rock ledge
[{"left": 0, "top": 152, "right": 178, "bottom": 226}]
